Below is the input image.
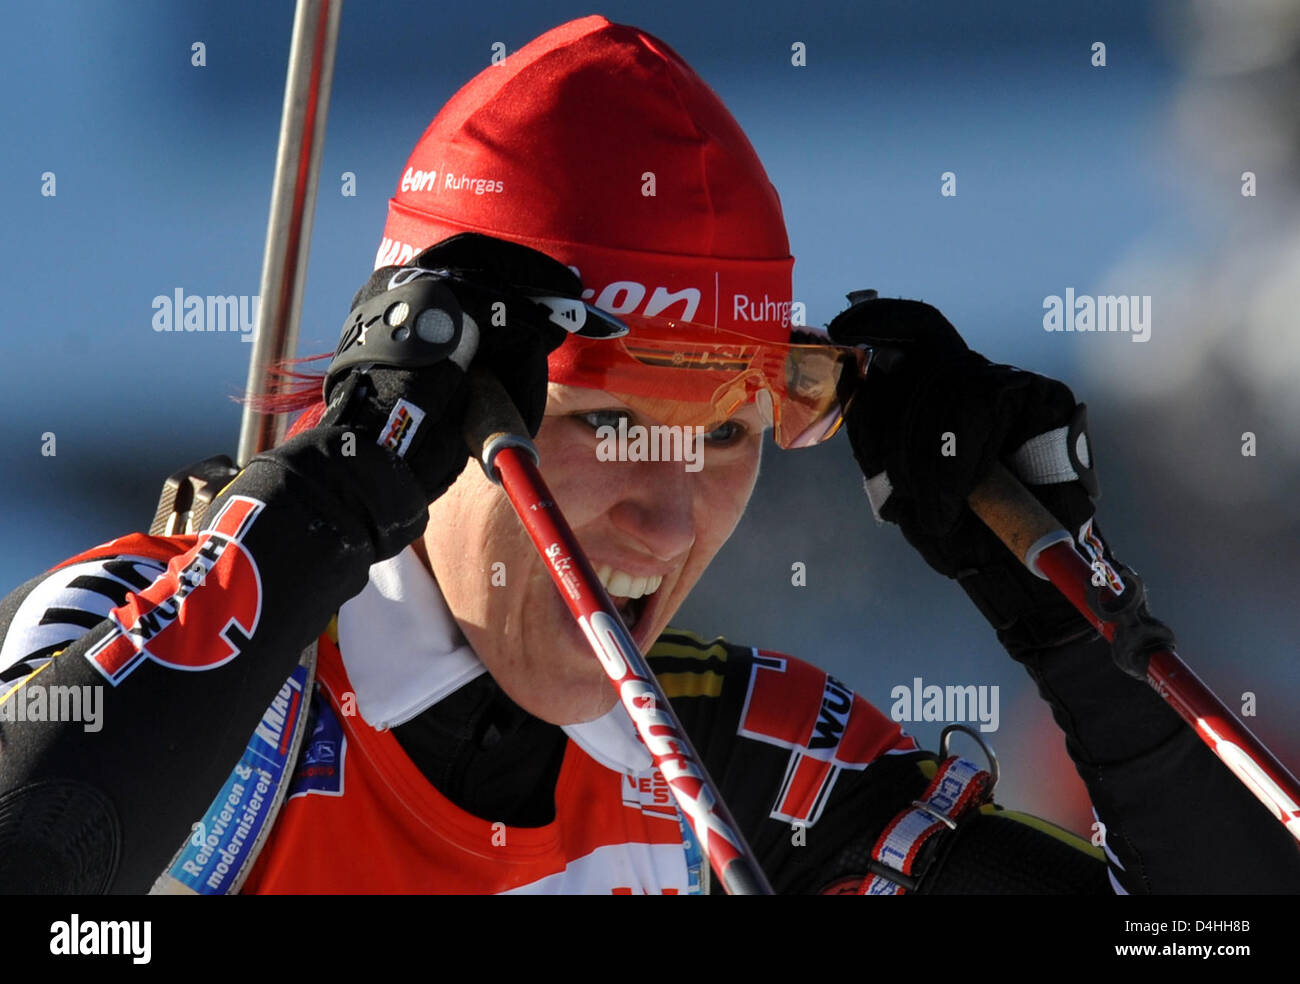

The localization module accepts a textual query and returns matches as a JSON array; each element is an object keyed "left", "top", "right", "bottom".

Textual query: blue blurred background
[{"left": 2, "top": 0, "right": 1297, "bottom": 835}]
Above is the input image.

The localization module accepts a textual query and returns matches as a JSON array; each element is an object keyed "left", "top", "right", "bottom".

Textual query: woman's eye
[
  {"left": 703, "top": 420, "right": 747, "bottom": 445},
  {"left": 578, "top": 409, "right": 631, "bottom": 431},
  {"left": 576, "top": 409, "right": 747, "bottom": 446}
]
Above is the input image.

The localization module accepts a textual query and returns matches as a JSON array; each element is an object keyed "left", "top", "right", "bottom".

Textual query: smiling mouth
[
  {"left": 614, "top": 594, "right": 646, "bottom": 632},
  {"left": 593, "top": 565, "right": 664, "bottom": 635}
]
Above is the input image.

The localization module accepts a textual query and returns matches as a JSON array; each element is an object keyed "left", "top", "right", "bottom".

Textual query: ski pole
[
  {"left": 969, "top": 462, "right": 1300, "bottom": 843},
  {"left": 463, "top": 370, "right": 774, "bottom": 895},
  {"left": 238, "top": 0, "right": 343, "bottom": 465}
]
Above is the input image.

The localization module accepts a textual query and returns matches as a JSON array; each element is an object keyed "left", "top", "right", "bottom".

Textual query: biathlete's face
[{"left": 417, "top": 382, "right": 766, "bottom": 725}]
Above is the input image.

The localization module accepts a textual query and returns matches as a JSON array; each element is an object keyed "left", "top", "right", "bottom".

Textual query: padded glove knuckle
[{"left": 318, "top": 233, "right": 583, "bottom": 501}]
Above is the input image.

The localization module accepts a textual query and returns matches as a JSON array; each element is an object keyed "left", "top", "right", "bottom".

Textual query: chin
[
  {"left": 557, "top": 631, "right": 622, "bottom": 718},
  {"left": 509, "top": 586, "right": 682, "bottom": 726},
  {"left": 490, "top": 617, "right": 617, "bottom": 726},
  {"left": 550, "top": 685, "right": 620, "bottom": 726},
  {"left": 524, "top": 666, "right": 619, "bottom": 726}
]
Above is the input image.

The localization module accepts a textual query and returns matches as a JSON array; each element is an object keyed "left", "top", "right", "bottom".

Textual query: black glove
[
  {"left": 319, "top": 232, "right": 582, "bottom": 503},
  {"left": 826, "top": 295, "right": 1112, "bottom": 657}
]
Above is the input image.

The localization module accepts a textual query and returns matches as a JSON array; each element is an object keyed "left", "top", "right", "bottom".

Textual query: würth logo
[
  {"left": 85, "top": 497, "right": 265, "bottom": 685},
  {"left": 738, "top": 654, "right": 910, "bottom": 826}
]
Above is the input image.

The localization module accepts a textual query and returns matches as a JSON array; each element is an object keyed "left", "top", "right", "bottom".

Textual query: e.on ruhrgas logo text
[{"left": 84, "top": 496, "right": 265, "bottom": 685}]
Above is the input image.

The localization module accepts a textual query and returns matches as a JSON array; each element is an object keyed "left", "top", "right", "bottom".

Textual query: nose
[{"left": 606, "top": 456, "right": 697, "bottom": 563}]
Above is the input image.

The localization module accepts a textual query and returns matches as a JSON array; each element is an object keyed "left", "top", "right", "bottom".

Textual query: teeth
[
  {"left": 607, "top": 570, "right": 634, "bottom": 598},
  {"left": 595, "top": 564, "right": 664, "bottom": 600}
]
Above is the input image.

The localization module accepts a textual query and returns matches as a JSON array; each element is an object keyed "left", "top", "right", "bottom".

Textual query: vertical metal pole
[{"left": 237, "top": 0, "right": 343, "bottom": 464}]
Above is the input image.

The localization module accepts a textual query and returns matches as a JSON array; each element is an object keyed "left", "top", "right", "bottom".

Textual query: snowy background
[{"left": 1, "top": 0, "right": 1297, "bottom": 836}]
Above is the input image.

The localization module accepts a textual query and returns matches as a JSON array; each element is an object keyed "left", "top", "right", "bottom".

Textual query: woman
[{"left": 1, "top": 15, "right": 1294, "bottom": 895}]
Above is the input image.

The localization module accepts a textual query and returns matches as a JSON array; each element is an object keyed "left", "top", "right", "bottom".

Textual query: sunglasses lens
[
  {"left": 554, "top": 324, "right": 869, "bottom": 450},
  {"left": 769, "top": 345, "right": 869, "bottom": 449}
]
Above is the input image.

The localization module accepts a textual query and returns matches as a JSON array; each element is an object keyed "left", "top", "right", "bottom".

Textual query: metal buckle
[{"left": 939, "top": 723, "right": 1000, "bottom": 795}]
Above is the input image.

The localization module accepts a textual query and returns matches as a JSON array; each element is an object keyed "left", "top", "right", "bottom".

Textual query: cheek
[
  {"left": 717, "top": 450, "right": 762, "bottom": 529},
  {"left": 498, "top": 415, "right": 760, "bottom": 611},
  {"left": 531, "top": 418, "right": 622, "bottom": 525},
  {"left": 425, "top": 467, "right": 545, "bottom": 621},
  {"left": 686, "top": 453, "right": 761, "bottom": 565}
]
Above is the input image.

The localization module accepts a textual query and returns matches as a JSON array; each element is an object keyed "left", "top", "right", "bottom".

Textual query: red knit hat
[
  {"left": 378, "top": 14, "right": 796, "bottom": 383},
  {"left": 370, "top": 16, "right": 865, "bottom": 448}
]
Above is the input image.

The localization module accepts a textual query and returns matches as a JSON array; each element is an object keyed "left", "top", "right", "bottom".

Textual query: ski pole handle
[
  {"left": 969, "top": 461, "right": 1300, "bottom": 843},
  {"left": 462, "top": 367, "right": 542, "bottom": 478},
  {"left": 461, "top": 369, "right": 775, "bottom": 894}
]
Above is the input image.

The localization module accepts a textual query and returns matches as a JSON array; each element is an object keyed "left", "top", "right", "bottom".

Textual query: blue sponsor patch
[
  {"left": 287, "top": 685, "right": 346, "bottom": 799},
  {"left": 168, "top": 663, "right": 309, "bottom": 894}
]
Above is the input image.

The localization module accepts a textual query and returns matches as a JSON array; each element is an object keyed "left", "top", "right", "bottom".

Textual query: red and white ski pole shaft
[
  {"left": 463, "top": 371, "right": 774, "bottom": 895},
  {"left": 969, "top": 462, "right": 1300, "bottom": 842}
]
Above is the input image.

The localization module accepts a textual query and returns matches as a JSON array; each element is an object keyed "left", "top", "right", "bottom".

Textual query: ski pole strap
[
  {"left": 859, "top": 753, "right": 994, "bottom": 895},
  {"left": 1006, "top": 403, "right": 1099, "bottom": 497}
]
